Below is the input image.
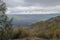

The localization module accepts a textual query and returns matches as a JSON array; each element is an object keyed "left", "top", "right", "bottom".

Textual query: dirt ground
[{"left": 10, "top": 37, "right": 48, "bottom": 40}]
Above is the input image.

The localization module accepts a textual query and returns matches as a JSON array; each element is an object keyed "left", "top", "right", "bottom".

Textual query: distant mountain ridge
[{"left": 7, "top": 14, "right": 60, "bottom": 26}]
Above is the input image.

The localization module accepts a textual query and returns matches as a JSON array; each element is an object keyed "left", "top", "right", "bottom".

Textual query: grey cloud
[
  {"left": 6, "top": 0, "right": 60, "bottom": 14},
  {"left": 6, "top": 0, "right": 24, "bottom": 7},
  {"left": 24, "top": 0, "right": 60, "bottom": 7},
  {"left": 6, "top": 0, "right": 60, "bottom": 7}
]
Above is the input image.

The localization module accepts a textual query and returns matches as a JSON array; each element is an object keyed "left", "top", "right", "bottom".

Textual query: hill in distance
[
  {"left": 7, "top": 14, "right": 60, "bottom": 27},
  {"left": 31, "top": 16, "right": 60, "bottom": 29}
]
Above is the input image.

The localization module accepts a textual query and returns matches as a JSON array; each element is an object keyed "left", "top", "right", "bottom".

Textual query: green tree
[{"left": 0, "top": 0, "right": 13, "bottom": 40}]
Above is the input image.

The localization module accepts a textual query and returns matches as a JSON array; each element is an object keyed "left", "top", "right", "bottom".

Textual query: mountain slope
[
  {"left": 31, "top": 16, "right": 60, "bottom": 28},
  {"left": 30, "top": 16, "right": 60, "bottom": 39}
]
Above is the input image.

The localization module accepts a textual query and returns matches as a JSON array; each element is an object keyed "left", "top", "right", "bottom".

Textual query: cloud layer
[{"left": 6, "top": 0, "right": 60, "bottom": 14}]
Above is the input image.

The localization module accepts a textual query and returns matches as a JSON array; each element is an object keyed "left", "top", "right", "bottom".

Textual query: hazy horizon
[{"left": 7, "top": 14, "right": 60, "bottom": 26}]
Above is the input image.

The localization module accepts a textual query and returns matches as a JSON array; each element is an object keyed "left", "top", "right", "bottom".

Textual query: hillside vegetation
[
  {"left": 30, "top": 16, "right": 60, "bottom": 39},
  {"left": 11, "top": 16, "right": 60, "bottom": 40}
]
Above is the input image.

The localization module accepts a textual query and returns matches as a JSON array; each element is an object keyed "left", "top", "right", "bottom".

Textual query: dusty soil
[{"left": 10, "top": 37, "right": 48, "bottom": 40}]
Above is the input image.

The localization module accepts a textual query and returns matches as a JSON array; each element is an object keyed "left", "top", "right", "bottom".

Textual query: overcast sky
[{"left": 5, "top": 0, "right": 60, "bottom": 14}]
